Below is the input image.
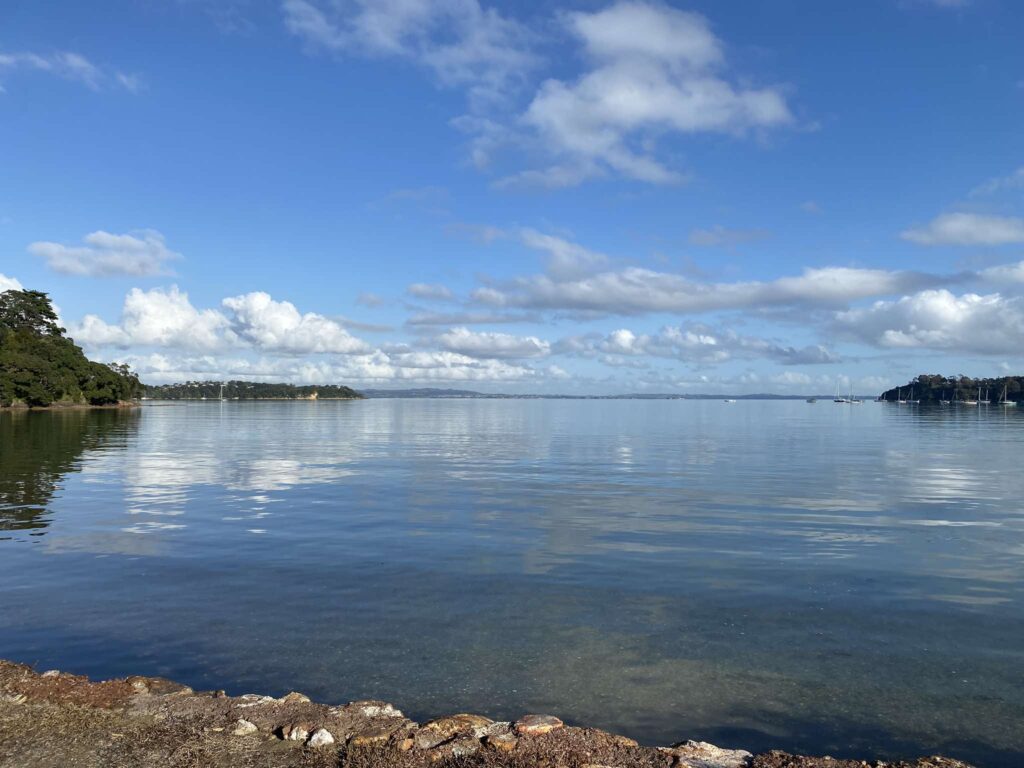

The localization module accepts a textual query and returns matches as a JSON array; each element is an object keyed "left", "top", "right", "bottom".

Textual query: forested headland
[
  {"left": 0, "top": 290, "right": 141, "bottom": 408},
  {"left": 880, "top": 374, "right": 1022, "bottom": 403},
  {"left": 142, "top": 381, "right": 363, "bottom": 400}
]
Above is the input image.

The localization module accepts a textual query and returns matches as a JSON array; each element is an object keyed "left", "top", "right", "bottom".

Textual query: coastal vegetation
[
  {"left": 143, "top": 380, "right": 362, "bottom": 400},
  {"left": 0, "top": 289, "right": 141, "bottom": 408},
  {"left": 879, "top": 374, "right": 1022, "bottom": 403}
]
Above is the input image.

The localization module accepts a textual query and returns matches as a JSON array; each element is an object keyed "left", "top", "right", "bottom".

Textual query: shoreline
[
  {"left": 0, "top": 400, "right": 139, "bottom": 412},
  {"left": 0, "top": 660, "right": 973, "bottom": 768}
]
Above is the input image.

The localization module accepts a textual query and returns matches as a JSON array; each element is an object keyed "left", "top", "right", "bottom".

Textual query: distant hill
[
  {"left": 142, "top": 380, "right": 362, "bottom": 400},
  {"left": 880, "top": 374, "right": 1021, "bottom": 404},
  {"left": 361, "top": 388, "right": 816, "bottom": 400},
  {"left": 1, "top": 289, "right": 141, "bottom": 408}
]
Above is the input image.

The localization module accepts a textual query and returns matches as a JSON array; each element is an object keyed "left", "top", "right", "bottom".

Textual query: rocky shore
[{"left": 0, "top": 661, "right": 973, "bottom": 768}]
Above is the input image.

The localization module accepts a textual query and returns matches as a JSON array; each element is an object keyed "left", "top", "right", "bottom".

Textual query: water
[{"left": 1, "top": 400, "right": 1022, "bottom": 766}]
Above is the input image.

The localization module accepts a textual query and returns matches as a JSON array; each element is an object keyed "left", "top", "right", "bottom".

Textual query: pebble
[
  {"left": 308, "top": 728, "right": 335, "bottom": 748},
  {"left": 662, "top": 740, "right": 753, "bottom": 768},
  {"left": 514, "top": 714, "right": 564, "bottom": 736},
  {"left": 282, "top": 723, "right": 311, "bottom": 742},
  {"left": 232, "top": 719, "right": 258, "bottom": 736},
  {"left": 484, "top": 733, "right": 518, "bottom": 752},
  {"left": 414, "top": 713, "right": 493, "bottom": 749}
]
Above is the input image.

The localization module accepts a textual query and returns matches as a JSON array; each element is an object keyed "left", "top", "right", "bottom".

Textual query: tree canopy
[
  {"left": 0, "top": 289, "right": 140, "bottom": 408},
  {"left": 880, "top": 374, "right": 1021, "bottom": 403}
]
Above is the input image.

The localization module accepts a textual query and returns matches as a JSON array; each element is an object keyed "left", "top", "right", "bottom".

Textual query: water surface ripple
[{"left": 1, "top": 400, "right": 1022, "bottom": 766}]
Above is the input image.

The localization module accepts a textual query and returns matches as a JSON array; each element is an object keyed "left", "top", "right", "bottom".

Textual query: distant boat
[
  {"left": 979, "top": 387, "right": 991, "bottom": 406},
  {"left": 834, "top": 382, "right": 847, "bottom": 403},
  {"left": 848, "top": 385, "right": 862, "bottom": 404},
  {"left": 999, "top": 384, "right": 1016, "bottom": 407},
  {"left": 906, "top": 386, "right": 919, "bottom": 405},
  {"left": 806, "top": 397, "right": 817, "bottom": 403},
  {"left": 941, "top": 390, "right": 951, "bottom": 405},
  {"left": 964, "top": 386, "right": 979, "bottom": 406},
  {"left": 897, "top": 388, "right": 907, "bottom": 404},
  {"left": 723, "top": 399, "right": 737, "bottom": 403}
]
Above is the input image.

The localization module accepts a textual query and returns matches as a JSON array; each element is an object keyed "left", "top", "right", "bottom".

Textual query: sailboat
[
  {"left": 219, "top": 382, "right": 227, "bottom": 401},
  {"left": 906, "top": 386, "right": 920, "bottom": 405},
  {"left": 833, "top": 382, "right": 847, "bottom": 403},
  {"left": 980, "top": 387, "right": 991, "bottom": 406},
  {"left": 848, "top": 384, "right": 862, "bottom": 404},
  {"left": 999, "top": 384, "right": 1017, "bottom": 407},
  {"left": 964, "top": 386, "right": 979, "bottom": 406},
  {"left": 897, "top": 388, "right": 907, "bottom": 404},
  {"left": 940, "top": 390, "right": 951, "bottom": 405}
]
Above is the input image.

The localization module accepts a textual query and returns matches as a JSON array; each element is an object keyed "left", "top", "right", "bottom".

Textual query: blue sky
[{"left": 2, "top": 0, "right": 1023, "bottom": 394}]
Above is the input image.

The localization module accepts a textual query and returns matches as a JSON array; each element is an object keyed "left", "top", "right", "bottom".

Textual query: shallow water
[{"left": 1, "top": 400, "right": 1022, "bottom": 766}]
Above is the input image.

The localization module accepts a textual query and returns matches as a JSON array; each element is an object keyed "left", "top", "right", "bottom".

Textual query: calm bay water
[{"left": 1, "top": 400, "right": 1023, "bottom": 766}]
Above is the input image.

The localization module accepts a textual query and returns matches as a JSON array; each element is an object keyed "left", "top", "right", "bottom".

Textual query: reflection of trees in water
[{"left": 0, "top": 409, "right": 139, "bottom": 535}]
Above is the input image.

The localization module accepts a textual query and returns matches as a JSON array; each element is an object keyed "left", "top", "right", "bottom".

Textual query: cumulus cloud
[
  {"left": 520, "top": 229, "right": 610, "bottom": 279},
  {"left": 282, "top": 0, "right": 535, "bottom": 103},
  {"left": 71, "top": 286, "right": 231, "bottom": 350},
  {"left": 559, "top": 325, "right": 839, "bottom": 366},
  {"left": 222, "top": 292, "right": 370, "bottom": 354},
  {"left": 0, "top": 51, "right": 139, "bottom": 92},
  {"left": 901, "top": 213, "right": 1024, "bottom": 246},
  {"left": 29, "top": 230, "right": 181, "bottom": 277},
  {"left": 407, "top": 283, "right": 454, "bottom": 301},
  {"left": 511, "top": 1, "right": 793, "bottom": 185},
  {"left": 0, "top": 273, "right": 24, "bottom": 292},
  {"left": 70, "top": 287, "right": 369, "bottom": 355},
  {"left": 436, "top": 327, "right": 551, "bottom": 359},
  {"left": 834, "top": 289, "right": 1024, "bottom": 354}
]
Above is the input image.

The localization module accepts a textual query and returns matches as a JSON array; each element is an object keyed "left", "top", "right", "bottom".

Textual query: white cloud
[
  {"left": 512, "top": 1, "right": 793, "bottom": 186},
  {"left": 799, "top": 200, "right": 822, "bottom": 215},
  {"left": 901, "top": 213, "right": 1024, "bottom": 246},
  {"left": 436, "top": 327, "right": 551, "bottom": 359},
  {"left": 520, "top": 228, "right": 610, "bottom": 279},
  {"left": 222, "top": 291, "right": 370, "bottom": 354},
  {"left": 0, "top": 273, "right": 23, "bottom": 292},
  {"left": 688, "top": 225, "right": 770, "bottom": 247},
  {"left": 72, "top": 286, "right": 231, "bottom": 350},
  {"left": 282, "top": 0, "right": 535, "bottom": 104},
  {"left": 0, "top": 51, "right": 139, "bottom": 92},
  {"left": 835, "top": 289, "right": 1024, "bottom": 354},
  {"left": 981, "top": 260, "right": 1024, "bottom": 284},
  {"left": 473, "top": 232, "right": 943, "bottom": 315},
  {"left": 559, "top": 325, "right": 839, "bottom": 366},
  {"left": 970, "top": 167, "right": 1024, "bottom": 197},
  {"left": 29, "top": 230, "right": 181, "bottom": 277},
  {"left": 407, "top": 283, "right": 454, "bottom": 301}
]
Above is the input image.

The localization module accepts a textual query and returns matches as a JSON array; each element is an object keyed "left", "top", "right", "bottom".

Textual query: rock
[
  {"left": 125, "top": 676, "right": 192, "bottom": 696},
  {"left": 349, "top": 729, "right": 392, "bottom": 747},
  {"left": 41, "top": 670, "right": 60, "bottom": 678},
  {"left": 484, "top": 733, "right": 518, "bottom": 753},
  {"left": 449, "top": 738, "right": 480, "bottom": 757},
  {"left": 237, "top": 694, "right": 276, "bottom": 708},
  {"left": 399, "top": 738, "right": 415, "bottom": 751},
  {"left": 357, "top": 702, "right": 403, "bottom": 718},
  {"left": 664, "top": 740, "right": 752, "bottom": 768},
  {"left": 1, "top": 693, "right": 28, "bottom": 704},
  {"left": 281, "top": 723, "right": 311, "bottom": 742},
  {"left": 514, "top": 714, "right": 564, "bottom": 736},
  {"left": 414, "top": 713, "right": 493, "bottom": 749},
  {"left": 279, "top": 691, "right": 311, "bottom": 704},
  {"left": 308, "top": 728, "right": 335, "bottom": 748},
  {"left": 232, "top": 719, "right": 258, "bottom": 736}
]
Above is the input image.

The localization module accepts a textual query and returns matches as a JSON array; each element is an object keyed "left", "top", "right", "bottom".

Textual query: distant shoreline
[{"left": 0, "top": 400, "right": 139, "bottom": 412}]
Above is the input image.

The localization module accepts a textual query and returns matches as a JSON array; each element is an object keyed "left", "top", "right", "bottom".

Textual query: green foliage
[
  {"left": 880, "top": 374, "right": 1021, "bottom": 403},
  {"left": 143, "top": 380, "right": 363, "bottom": 400},
  {"left": 0, "top": 289, "right": 141, "bottom": 408}
]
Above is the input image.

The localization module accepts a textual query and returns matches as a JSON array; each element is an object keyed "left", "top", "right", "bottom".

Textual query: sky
[{"left": 1, "top": 0, "right": 1023, "bottom": 395}]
